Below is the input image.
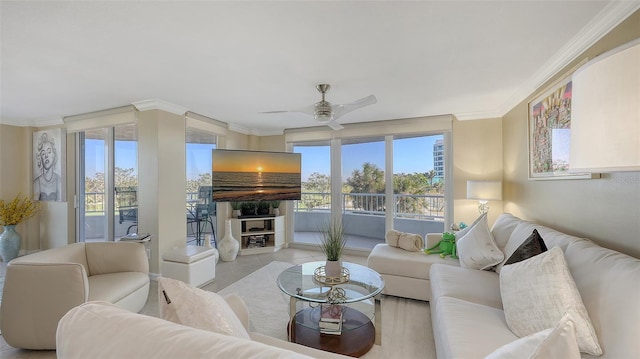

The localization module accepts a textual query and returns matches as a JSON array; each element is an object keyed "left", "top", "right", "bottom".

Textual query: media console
[{"left": 230, "top": 215, "right": 285, "bottom": 255}]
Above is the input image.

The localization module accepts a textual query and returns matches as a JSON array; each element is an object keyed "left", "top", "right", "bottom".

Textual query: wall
[
  {"left": 503, "top": 11, "right": 640, "bottom": 258},
  {"left": 0, "top": 125, "right": 40, "bottom": 255},
  {"left": 138, "top": 110, "right": 187, "bottom": 273},
  {"left": 452, "top": 117, "right": 504, "bottom": 227}
]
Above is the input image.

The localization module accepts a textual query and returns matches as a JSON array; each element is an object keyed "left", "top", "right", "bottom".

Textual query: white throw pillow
[
  {"left": 398, "top": 232, "right": 424, "bottom": 251},
  {"left": 157, "top": 277, "right": 250, "bottom": 339},
  {"left": 485, "top": 312, "right": 581, "bottom": 359},
  {"left": 500, "top": 247, "right": 602, "bottom": 356},
  {"left": 385, "top": 229, "right": 401, "bottom": 247},
  {"left": 385, "top": 229, "right": 424, "bottom": 251},
  {"left": 454, "top": 213, "right": 485, "bottom": 240},
  {"left": 456, "top": 214, "right": 504, "bottom": 270}
]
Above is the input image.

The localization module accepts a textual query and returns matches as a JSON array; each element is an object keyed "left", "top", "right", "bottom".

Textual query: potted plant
[
  {"left": 230, "top": 202, "right": 242, "bottom": 218},
  {"left": 0, "top": 193, "right": 40, "bottom": 262},
  {"left": 318, "top": 218, "right": 347, "bottom": 277},
  {"left": 241, "top": 202, "right": 256, "bottom": 216},
  {"left": 257, "top": 201, "right": 270, "bottom": 215},
  {"left": 271, "top": 200, "right": 281, "bottom": 216}
]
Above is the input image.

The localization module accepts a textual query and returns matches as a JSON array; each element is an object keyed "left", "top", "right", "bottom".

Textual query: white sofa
[
  {"left": 1, "top": 241, "right": 150, "bottom": 349},
  {"left": 368, "top": 213, "right": 640, "bottom": 358},
  {"left": 367, "top": 232, "right": 458, "bottom": 301},
  {"left": 57, "top": 296, "right": 350, "bottom": 359}
]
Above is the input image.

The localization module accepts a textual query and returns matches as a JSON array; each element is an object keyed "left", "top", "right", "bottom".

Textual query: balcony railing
[
  {"left": 84, "top": 191, "right": 201, "bottom": 214},
  {"left": 86, "top": 191, "right": 444, "bottom": 220},
  {"left": 295, "top": 192, "right": 444, "bottom": 220}
]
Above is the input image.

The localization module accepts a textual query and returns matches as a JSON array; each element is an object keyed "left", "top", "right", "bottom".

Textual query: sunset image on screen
[
  {"left": 213, "top": 150, "right": 300, "bottom": 173},
  {"left": 212, "top": 150, "right": 301, "bottom": 202}
]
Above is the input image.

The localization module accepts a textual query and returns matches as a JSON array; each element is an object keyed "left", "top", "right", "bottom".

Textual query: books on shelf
[{"left": 319, "top": 304, "right": 343, "bottom": 335}]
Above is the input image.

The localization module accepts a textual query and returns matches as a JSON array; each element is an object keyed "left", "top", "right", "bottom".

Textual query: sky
[
  {"left": 295, "top": 135, "right": 442, "bottom": 181},
  {"left": 87, "top": 135, "right": 442, "bottom": 182}
]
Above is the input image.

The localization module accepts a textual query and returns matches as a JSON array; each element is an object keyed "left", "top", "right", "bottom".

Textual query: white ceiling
[{"left": 1, "top": 1, "right": 638, "bottom": 134}]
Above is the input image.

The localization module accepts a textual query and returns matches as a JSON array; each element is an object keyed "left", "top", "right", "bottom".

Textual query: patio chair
[
  {"left": 187, "top": 186, "right": 216, "bottom": 247},
  {"left": 115, "top": 186, "right": 138, "bottom": 235}
]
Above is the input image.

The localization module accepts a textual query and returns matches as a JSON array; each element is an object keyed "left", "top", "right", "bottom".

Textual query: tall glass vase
[{"left": 0, "top": 225, "right": 21, "bottom": 262}]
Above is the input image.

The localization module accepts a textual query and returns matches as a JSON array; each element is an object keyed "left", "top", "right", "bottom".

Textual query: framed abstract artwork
[
  {"left": 527, "top": 73, "right": 598, "bottom": 180},
  {"left": 33, "top": 128, "right": 67, "bottom": 201}
]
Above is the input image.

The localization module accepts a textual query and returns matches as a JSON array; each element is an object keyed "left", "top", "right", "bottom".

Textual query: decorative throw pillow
[
  {"left": 503, "top": 229, "right": 547, "bottom": 266},
  {"left": 456, "top": 214, "right": 504, "bottom": 270},
  {"left": 157, "top": 277, "right": 250, "bottom": 339},
  {"left": 454, "top": 213, "right": 486, "bottom": 240},
  {"left": 385, "top": 229, "right": 401, "bottom": 247},
  {"left": 398, "top": 232, "right": 424, "bottom": 251},
  {"left": 385, "top": 229, "right": 424, "bottom": 251},
  {"left": 500, "top": 247, "right": 602, "bottom": 355},
  {"left": 485, "top": 312, "right": 581, "bottom": 359}
]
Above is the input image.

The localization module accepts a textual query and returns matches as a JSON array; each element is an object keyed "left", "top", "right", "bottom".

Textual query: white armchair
[{"left": 0, "top": 241, "right": 149, "bottom": 349}]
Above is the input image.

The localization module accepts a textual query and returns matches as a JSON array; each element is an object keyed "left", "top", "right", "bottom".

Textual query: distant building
[{"left": 433, "top": 139, "right": 444, "bottom": 181}]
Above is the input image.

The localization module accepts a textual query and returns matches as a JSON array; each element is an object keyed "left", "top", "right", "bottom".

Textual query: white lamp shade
[
  {"left": 467, "top": 180, "right": 502, "bottom": 201},
  {"left": 570, "top": 39, "right": 640, "bottom": 172}
]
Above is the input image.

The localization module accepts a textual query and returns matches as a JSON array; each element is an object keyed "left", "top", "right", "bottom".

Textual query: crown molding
[
  {"left": 227, "top": 122, "right": 284, "bottom": 136},
  {"left": 132, "top": 99, "right": 189, "bottom": 115},
  {"left": 1, "top": 116, "right": 64, "bottom": 127},
  {"left": 254, "top": 128, "right": 285, "bottom": 136},
  {"left": 460, "top": 1, "right": 640, "bottom": 121},
  {"left": 454, "top": 110, "right": 504, "bottom": 121}
]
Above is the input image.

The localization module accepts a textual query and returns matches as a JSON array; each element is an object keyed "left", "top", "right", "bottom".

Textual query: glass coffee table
[{"left": 277, "top": 261, "right": 384, "bottom": 357}]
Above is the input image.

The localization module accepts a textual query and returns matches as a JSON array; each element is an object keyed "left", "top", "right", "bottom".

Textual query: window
[
  {"left": 341, "top": 137, "right": 386, "bottom": 249},
  {"left": 289, "top": 129, "right": 449, "bottom": 251},
  {"left": 393, "top": 135, "right": 445, "bottom": 235},
  {"left": 292, "top": 142, "right": 331, "bottom": 245},
  {"left": 186, "top": 127, "right": 217, "bottom": 246},
  {"left": 77, "top": 124, "right": 138, "bottom": 242}
]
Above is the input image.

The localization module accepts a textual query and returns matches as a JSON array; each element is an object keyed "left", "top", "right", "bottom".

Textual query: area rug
[
  {"left": 216, "top": 261, "right": 437, "bottom": 358},
  {"left": 218, "top": 261, "right": 293, "bottom": 340}
]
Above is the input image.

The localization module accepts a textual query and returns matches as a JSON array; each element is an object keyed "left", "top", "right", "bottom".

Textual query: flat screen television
[{"left": 212, "top": 149, "right": 301, "bottom": 202}]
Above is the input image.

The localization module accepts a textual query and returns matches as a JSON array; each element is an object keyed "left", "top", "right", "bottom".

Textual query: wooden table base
[{"left": 288, "top": 307, "right": 375, "bottom": 358}]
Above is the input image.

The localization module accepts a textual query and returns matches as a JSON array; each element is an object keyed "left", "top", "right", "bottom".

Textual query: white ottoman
[{"left": 161, "top": 246, "right": 217, "bottom": 287}]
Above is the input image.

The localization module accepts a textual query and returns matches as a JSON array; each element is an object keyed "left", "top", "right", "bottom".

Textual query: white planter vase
[
  {"left": 325, "top": 259, "right": 342, "bottom": 277},
  {"left": 219, "top": 219, "right": 239, "bottom": 262}
]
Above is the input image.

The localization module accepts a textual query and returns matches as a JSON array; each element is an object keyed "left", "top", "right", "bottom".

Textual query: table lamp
[{"left": 467, "top": 180, "right": 502, "bottom": 214}]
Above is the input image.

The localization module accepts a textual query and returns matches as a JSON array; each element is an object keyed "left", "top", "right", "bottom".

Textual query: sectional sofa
[
  {"left": 56, "top": 294, "right": 350, "bottom": 358},
  {"left": 368, "top": 213, "right": 640, "bottom": 358}
]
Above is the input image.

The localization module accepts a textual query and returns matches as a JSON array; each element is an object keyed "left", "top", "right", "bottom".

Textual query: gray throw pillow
[{"left": 503, "top": 229, "right": 547, "bottom": 266}]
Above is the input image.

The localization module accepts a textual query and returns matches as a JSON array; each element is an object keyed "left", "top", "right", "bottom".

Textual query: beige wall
[
  {"left": 138, "top": 110, "right": 188, "bottom": 273},
  {"left": 0, "top": 125, "right": 40, "bottom": 254},
  {"left": 452, "top": 117, "right": 504, "bottom": 226},
  {"left": 503, "top": 11, "right": 640, "bottom": 258}
]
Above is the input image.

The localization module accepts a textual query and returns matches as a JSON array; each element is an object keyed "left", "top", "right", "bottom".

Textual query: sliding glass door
[
  {"left": 341, "top": 137, "right": 385, "bottom": 249},
  {"left": 291, "top": 134, "right": 447, "bottom": 250},
  {"left": 77, "top": 124, "right": 138, "bottom": 242},
  {"left": 292, "top": 142, "right": 331, "bottom": 245},
  {"left": 185, "top": 127, "right": 217, "bottom": 246}
]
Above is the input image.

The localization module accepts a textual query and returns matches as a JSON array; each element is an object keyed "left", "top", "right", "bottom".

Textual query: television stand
[
  {"left": 230, "top": 215, "right": 285, "bottom": 255},
  {"left": 237, "top": 214, "right": 275, "bottom": 219}
]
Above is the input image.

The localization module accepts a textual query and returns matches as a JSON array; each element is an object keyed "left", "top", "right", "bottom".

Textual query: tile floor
[{"left": 0, "top": 247, "right": 369, "bottom": 358}]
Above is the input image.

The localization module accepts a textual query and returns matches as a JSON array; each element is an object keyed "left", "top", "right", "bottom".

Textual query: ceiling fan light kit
[{"left": 260, "top": 83, "right": 376, "bottom": 130}]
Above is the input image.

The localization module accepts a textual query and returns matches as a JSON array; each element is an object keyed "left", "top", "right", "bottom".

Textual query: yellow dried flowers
[{"left": 0, "top": 194, "right": 40, "bottom": 226}]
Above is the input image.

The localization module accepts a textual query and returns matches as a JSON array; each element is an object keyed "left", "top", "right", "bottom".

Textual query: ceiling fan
[{"left": 261, "top": 84, "right": 377, "bottom": 130}]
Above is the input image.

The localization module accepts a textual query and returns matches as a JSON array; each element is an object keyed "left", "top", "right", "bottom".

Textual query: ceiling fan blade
[
  {"left": 327, "top": 121, "right": 344, "bottom": 131},
  {"left": 332, "top": 95, "right": 377, "bottom": 119},
  {"left": 260, "top": 104, "right": 316, "bottom": 116}
]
